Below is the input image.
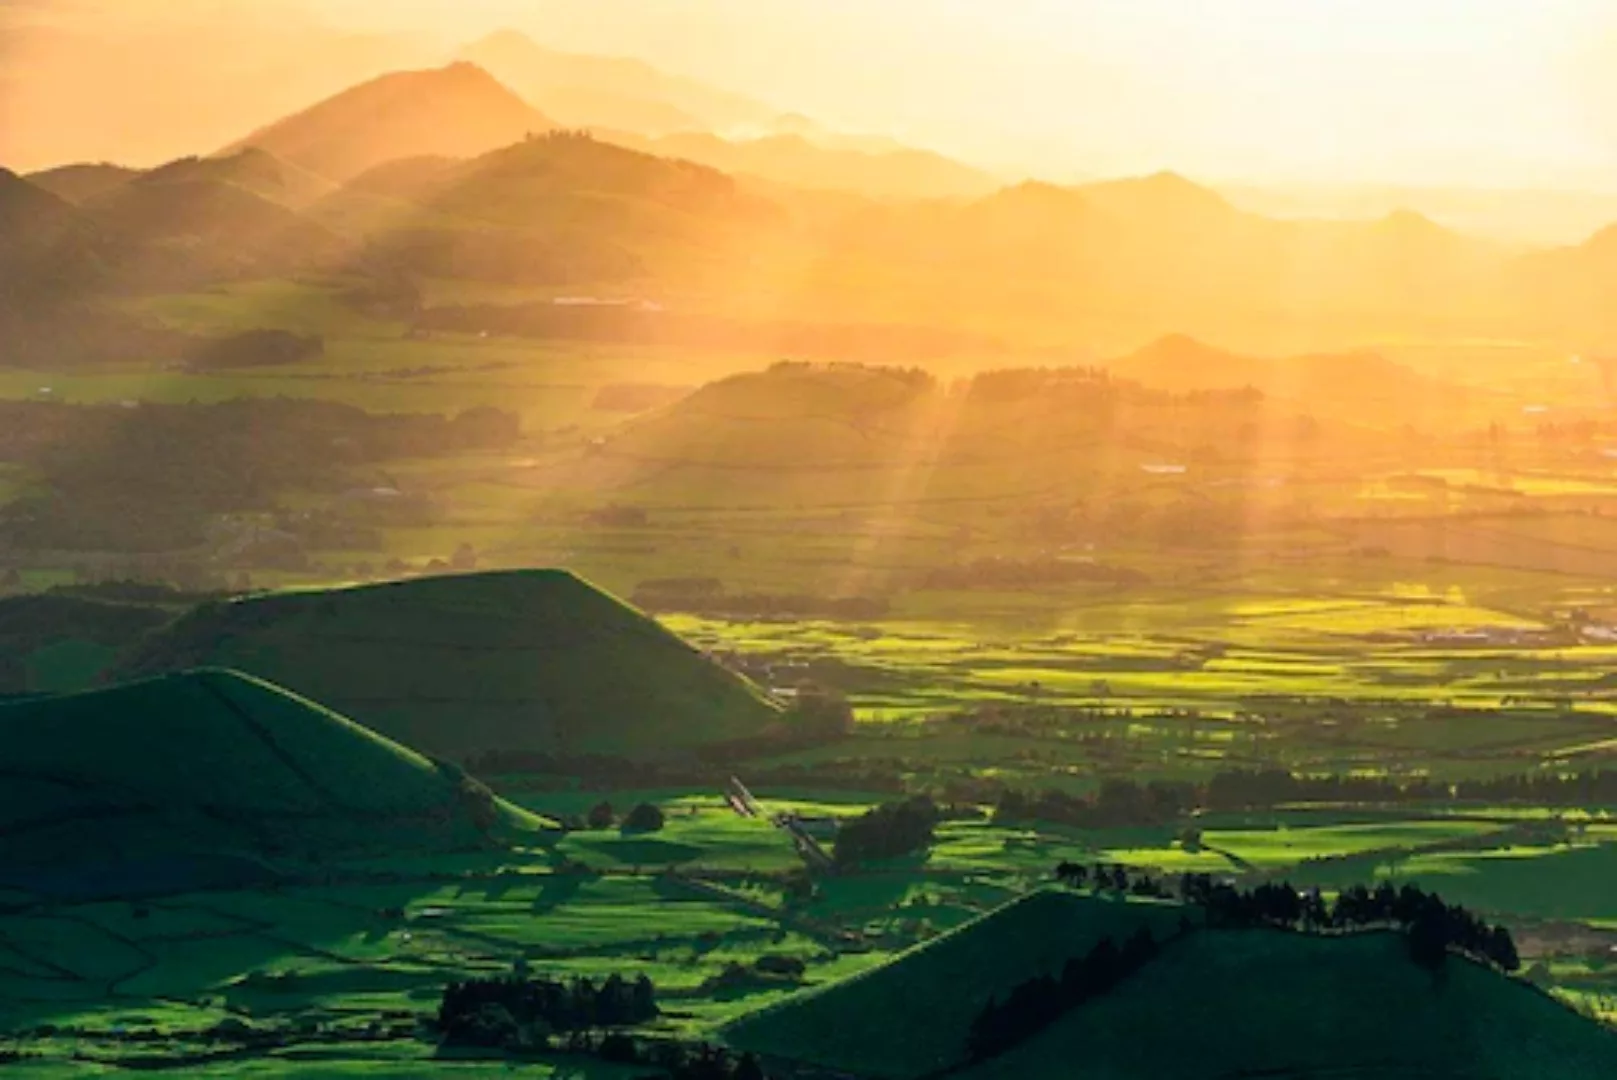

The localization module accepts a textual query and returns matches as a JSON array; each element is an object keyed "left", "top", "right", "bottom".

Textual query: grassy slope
[
  {"left": 0, "top": 669, "right": 550, "bottom": 875},
  {"left": 960, "top": 930, "right": 1617, "bottom": 1080},
  {"left": 721, "top": 890, "right": 1191, "bottom": 1079},
  {"left": 0, "top": 594, "right": 172, "bottom": 694},
  {"left": 110, "top": 570, "right": 782, "bottom": 760}
]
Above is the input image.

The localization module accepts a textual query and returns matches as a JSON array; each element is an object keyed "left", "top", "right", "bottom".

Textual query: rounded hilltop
[
  {"left": 110, "top": 569, "right": 783, "bottom": 762},
  {"left": 0, "top": 668, "right": 551, "bottom": 896}
]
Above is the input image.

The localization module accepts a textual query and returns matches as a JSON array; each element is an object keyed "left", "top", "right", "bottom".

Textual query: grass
[
  {"left": 0, "top": 669, "right": 551, "bottom": 881},
  {"left": 720, "top": 889, "right": 1192, "bottom": 1079},
  {"left": 958, "top": 929, "right": 1617, "bottom": 1079},
  {"left": 110, "top": 569, "right": 784, "bottom": 762}
]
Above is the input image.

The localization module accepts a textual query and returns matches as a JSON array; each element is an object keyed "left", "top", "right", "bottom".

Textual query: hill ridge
[{"left": 110, "top": 570, "right": 784, "bottom": 762}]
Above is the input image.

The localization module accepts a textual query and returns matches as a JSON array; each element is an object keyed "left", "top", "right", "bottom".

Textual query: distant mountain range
[
  {"left": 600, "top": 130, "right": 998, "bottom": 201},
  {"left": 9, "top": 55, "right": 1617, "bottom": 353},
  {"left": 226, "top": 63, "right": 556, "bottom": 183},
  {"left": 458, "top": 29, "right": 778, "bottom": 134}
]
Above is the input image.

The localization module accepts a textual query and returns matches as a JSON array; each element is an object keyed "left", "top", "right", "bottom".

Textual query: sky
[{"left": 8, "top": 0, "right": 1617, "bottom": 187}]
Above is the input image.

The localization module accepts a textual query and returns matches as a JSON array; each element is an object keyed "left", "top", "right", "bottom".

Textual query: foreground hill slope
[
  {"left": 227, "top": 62, "right": 556, "bottom": 182},
  {"left": 723, "top": 891, "right": 1189, "bottom": 1080},
  {"left": 0, "top": 669, "right": 549, "bottom": 890},
  {"left": 112, "top": 570, "right": 782, "bottom": 761},
  {"left": 958, "top": 930, "right": 1617, "bottom": 1080}
]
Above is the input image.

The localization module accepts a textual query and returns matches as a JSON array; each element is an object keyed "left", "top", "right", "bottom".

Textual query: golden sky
[{"left": 12, "top": 0, "right": 1617, "bottom": 187}]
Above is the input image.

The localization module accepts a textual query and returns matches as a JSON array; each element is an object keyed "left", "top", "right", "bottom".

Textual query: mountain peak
[
  {"left": 1078, "top": 170, "right": 1233, "bottom": 219},
  {"left": 226, "top": 64, "right": 554, "bottom": 182}
]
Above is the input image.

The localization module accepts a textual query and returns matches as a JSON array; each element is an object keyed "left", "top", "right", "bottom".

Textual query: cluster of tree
[
  {"left": 967, "top": 926, "right": 1162, "bottom": 1062},
  {"left": 594, "top": 1039, "right": 768, "bottom": 1080},
  {"left": 417, "top": 304, "right": 997, "bottom": 363},
  {"left": 766, "top": 360, "right": 938, "bottom": 389},
  {"left": 437, "top": 973, "right": 657, "bottom": 1048},
  {"left": 183, "top": 329, "right": 323, "bottom": 370},
  {"left": 966, "top": 366, "right": 1264, "bottom": 410},
  {"left": 996, "top": 780, "right": 1195, "bottom": 829},
  {"left": 1178, "top": 876, "right": 1519, "bottom": 972},
  {"left": 919, "top": 556, "right": 1148, "bottom": 591},
  {"left": 1054, "top": 861, "right": 1171, "bottom": 898},
  {"left": 831, "top": 795, "right": 939, "bottom": 868},
  {"left": 1205, "top": 768, "right": 1617, "bottom": 812},
  {"left": 998, "top": 767, "right": 1617, "bottom": 832}
]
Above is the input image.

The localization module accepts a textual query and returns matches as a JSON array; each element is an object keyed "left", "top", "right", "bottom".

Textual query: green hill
[
  {"left": 111, "top": 570, "right": 783, "bottom": 762},
  {"left": 0, "top": 593, "right": 173, "bottom": 695},
  {"left": 722, "top": 890, "right": 1190, "bottom": 1079},
  {"left": 0, "top": 669, "right": 550, "bottom": 894},
  {"left": 956, "top": 929, "right": 1617, "bottom": 1080}
]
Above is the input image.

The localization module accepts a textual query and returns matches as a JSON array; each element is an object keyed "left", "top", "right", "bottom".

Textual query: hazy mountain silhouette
[
  {"left": 226, "top": 63, "right": 555, "bottom": 183},
  {"left": 0, "top": 168, "right": 104, "bottom": 300},
  {"left": 24, "top": 162, "right": 141, "bottom": 204},
  {"left": 1109, "top": 334, "right": 1473, "bottom": 425},
  {"left": 458, "top": 29, "right": 777, "bottom": 133},
  {"left": 601, "top": 130, "right": 998, "bottom": 200},
  {"left": 312, "top": 131, "right": 779, "bottom": 285}
]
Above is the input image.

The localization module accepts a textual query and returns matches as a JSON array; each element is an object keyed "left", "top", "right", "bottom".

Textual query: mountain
[
  {"left": 956, "top": 929, "right": 1617, "bottom": 1079},
  {"left": 313, "top": 131, "right": 780, "bottom": 285},
  {"left": 558, "top": 360, "right": 1292, "bottom": 515},
  {"left": 604, "top": 131, "right": 998, "bottom": 200},
  {"left": 109, "top": 570, "right": 784, "bottom": 762},
  {"left": 724, "top": 891, "right": 1189, "bottom": 1080},
  {"left": 808, "top": 172, "right": 1518, "bottom": 352},
  {"left": 24, "top": 162, "right": 141, "bottom": 204},
  {"left": 129, "top": 148, "right": 338, "bottom": 208},
  {"left": 81, "top": 166, "right": 344, "bottom": 288},
  {"left": 458, "top": 29, "right": 777, "bottom": 132},
  {"left": 1108, "top": 335, "right": 1483, "bottom": 427},
  {"left": 0, "top": 168, "right": 105, "bottom": 301},
  {"left": 226, "top": 63, "right": 556, "bottom": 182},
  {"left": 1503, "top": 225, "right": 1617, "bottom": 343},
  {"left": 0, "top": 669, "right": 551, "bottom": 897}
]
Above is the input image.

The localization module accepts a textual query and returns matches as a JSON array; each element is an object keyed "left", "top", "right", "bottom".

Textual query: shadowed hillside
[
  {"left": 110, "top": 570, "right": 783, "bottom": 761},
  {"left": 0, "top": 593, "right": 173, "bottom": 696},
  {"left": 227, "top": 62, "right": 556, "bottom": 182},
  {"left": 24, "top": 162, "right": 141, "bottom": 204},
  {"left": 565, "top": 360, "right": 1310, "bottom": 508},
  {"left": 0, "top": 669, "right": 551, "bottom": 896},
  {"left": 722, "top": 890, "right": 1190, "bottom": 1079},
  {"left": 956, "top": 929, "right": 1617, "bottom": 1079},
  {"left": 314, "top": 130, "right": 780, "bottom": 284}
]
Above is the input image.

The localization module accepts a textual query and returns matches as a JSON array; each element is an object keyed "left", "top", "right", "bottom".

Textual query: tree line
[
  {"left": 437, "top": 973, "right": 657, "bottom": 1048},
  {"left": 995, "top": 767, "right": 1617, "bottom": 831},
  {"left": 967, "top": 872, "right": 1521, "bottom": 1067},
  {"left": 966, "top": 925, "right": 1163, "bottom": 1063}
]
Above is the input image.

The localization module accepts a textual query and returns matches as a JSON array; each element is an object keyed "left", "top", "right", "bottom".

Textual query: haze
[{"left": 7, "top": 0, "right": 1617, "bottom": 188}]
